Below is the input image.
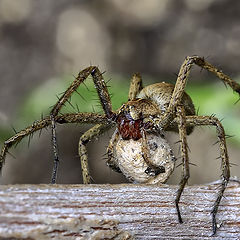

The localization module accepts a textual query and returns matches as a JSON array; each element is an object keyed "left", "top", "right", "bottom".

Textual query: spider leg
[
  {"left": 51, "top": 67, "right": 113, "bottom": 117},
  {"left": 141, "top": 129, "right": 164, "bottom": 175},
  {"left": 175, "top": 105, "right": 190, "bottom": 224},
  {"left": 79, "top": 123, "right": 113, "bottom": 184},
  {"left": 106, "top": 128, "right": 123, "bottom": 173},
  {"left": 49, "top": 66, "right": 113, "bottom": 183},
  {"left": 184, "top": 115, "right": 230, "bottom": 235},
  {"left": 128, "top": 73, "right": 143, "bottom": 100},
  {"left": 141, "top": 130, "right": 152, "bottom": 167},
  {"left": 0, "top": 113, "right": 109, "bottom": 177},
  {"left": 160, "top": 55, "right": 240, "bottom": 129},
  {"left": 50, "top": 116, "right": 59, "bottom": 184}
]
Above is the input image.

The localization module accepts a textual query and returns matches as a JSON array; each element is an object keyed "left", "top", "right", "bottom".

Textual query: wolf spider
[{"left": 1, "top": 56, "right": 240, "bottom": 235}]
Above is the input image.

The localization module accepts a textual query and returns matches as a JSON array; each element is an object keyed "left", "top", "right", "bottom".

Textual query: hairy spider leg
[
  {"left": 0, "top": 113, "right": 108, "bottom": 178},
  {"left": 175, "top": 105, "right": 190, "bottom": 225},
  {"left": 159, "top": 55, "right": 240, "bottom": 130},
  {"left": 185, "top": 115, "right": 230, "bottom": 235},
  {"left": 106, "top": 128, "right": 121, "bottom": 173},
  {"left": 79, "top": 123, "right": 113, "bottom": 184},
  {"left": 140, "top": 129, "right": 162, "bottom": 172},
  {"left": 150, "top": 55, "right": 239, "bottom": 234},
  {"left": 49, "top": 66, "right": 113, "bottom": 183},
  {"left": 77, "top": 72, "right": 143, "bottom": 183},
  {"left": 128, "top": 73, "right": 143, "bottom": 101}
]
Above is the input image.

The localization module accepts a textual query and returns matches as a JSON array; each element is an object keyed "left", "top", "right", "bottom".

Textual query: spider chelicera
[{"left": 1, "top": 55, "right": 240, "bottom": 235}]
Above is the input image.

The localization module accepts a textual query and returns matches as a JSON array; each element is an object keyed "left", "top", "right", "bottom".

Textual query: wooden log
[{"left": 0, "top": 179, "right": 239, "bottom": 239}]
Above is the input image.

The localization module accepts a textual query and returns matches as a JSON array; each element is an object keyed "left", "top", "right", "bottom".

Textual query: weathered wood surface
[{"left": 0, "top": 179, "right": 239, "bottom": 240}]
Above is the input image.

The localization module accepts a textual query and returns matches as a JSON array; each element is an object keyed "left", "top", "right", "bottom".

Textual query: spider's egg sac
[{"left": 114, "top": 133, "right": 176, "bottom": 184}]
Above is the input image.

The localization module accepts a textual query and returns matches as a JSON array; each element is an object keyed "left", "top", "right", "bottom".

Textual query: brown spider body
[
  {"left": 138, "top": 82, "right": 195, "bottom": 134},
  {"left": 1, "top": 56, "right": 240, "bottom": 235},
  {"left": 111, "top": 82, "right": 195, "bottom": 184}
]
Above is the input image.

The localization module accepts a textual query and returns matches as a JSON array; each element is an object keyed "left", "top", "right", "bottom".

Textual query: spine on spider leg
[
  {"left": 0, "top": 146, "right": 7, "bottom": 171},
  {"left": 174, "top": 105, "right": 190, "bottom": 224},
  {"left": 0, "top": 113, "right": 110, "bottom": 173},
  {"left": 50, "top": 66, "right": 115, "bottom": 121},
  {"left": 50, "top": 67, "right": 94, "bottom": 117},
  {"left": 90, "top": 67, "right": 114, "bottom": 119},
  {"left": 128, "top": 73, "right": 143, "bottom": 101},
  {"left": 56, "top": 113, "right": 109, "bottom": 125},
  {"left": 0, "top": 118, "right": 51, "bottom": 171},
  {"left": 192, "top": 56, "right": 240, "bottom": 95},
  {"left": 79, "top": 123, "right": 113, "bottom": 184},
  {"left": 183, "top": 115, "right": 230, "bottom": 234},
  {"left": 50, "top": 115, "right": 59, "bottom": 184},
  {"left": 159, "top": 57, "right": 195, "bottom": 129},
  {"left": 48, "top": 66, "right": 100, "bottom": 183}
]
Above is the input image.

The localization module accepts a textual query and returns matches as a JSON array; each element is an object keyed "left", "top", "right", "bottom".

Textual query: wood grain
[{"left": 0, "top": 179, "right": 239, "bottom": 239}]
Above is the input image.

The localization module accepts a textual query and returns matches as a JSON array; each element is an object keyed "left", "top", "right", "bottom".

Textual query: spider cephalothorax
[{"left": 1, "top": 56, "right": 240, "bottom": 235}]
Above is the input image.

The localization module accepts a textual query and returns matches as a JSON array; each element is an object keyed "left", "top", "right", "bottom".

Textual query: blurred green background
[{"left": 0, "top": 0, "right": 240, "bottom": 184}]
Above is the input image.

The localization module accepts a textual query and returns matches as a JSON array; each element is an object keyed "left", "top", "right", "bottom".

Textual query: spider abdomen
[
  {"left": 138, "top": 82, "right": 195, "bottom": 134},
  {"left": 138, "top": 82, "right": 195, "bottom": 116}
]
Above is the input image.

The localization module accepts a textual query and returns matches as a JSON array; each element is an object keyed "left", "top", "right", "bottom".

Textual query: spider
[{"left": 1, "top": 55, "right": 240, "bottom": 235}]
